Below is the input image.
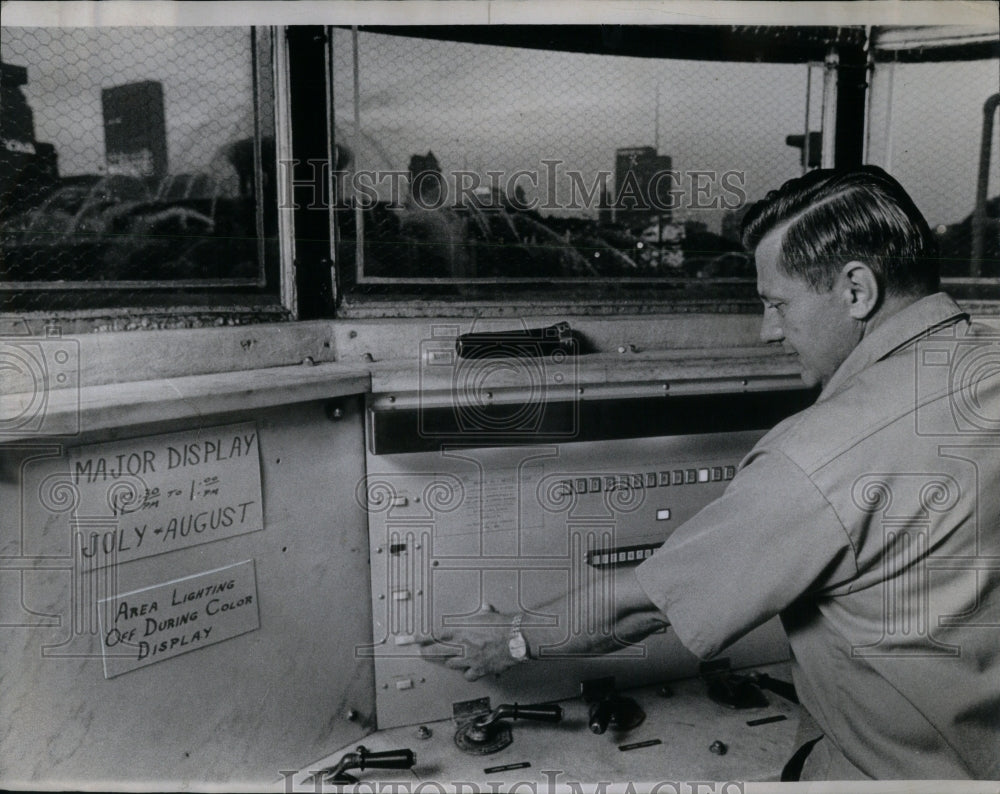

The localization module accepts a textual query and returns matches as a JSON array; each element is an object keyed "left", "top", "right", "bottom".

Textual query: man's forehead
[{"left": 753, "top": 225, "right": 788, "bottom": 295}]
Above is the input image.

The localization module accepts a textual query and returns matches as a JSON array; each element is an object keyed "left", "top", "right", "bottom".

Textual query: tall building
[
  {"left": 1, "top": 61, "right": 59, "bottom": 218},
  {"left": 102, "top": 80, "right": 168, "bottom": 180},
  {"left": 613, "top": 145, "right": 672, "bottom": 230}
]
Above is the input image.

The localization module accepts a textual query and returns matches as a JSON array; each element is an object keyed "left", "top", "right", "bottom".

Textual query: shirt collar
[{"left": 818, "top": 292, "right": 969, "bottom": 401}]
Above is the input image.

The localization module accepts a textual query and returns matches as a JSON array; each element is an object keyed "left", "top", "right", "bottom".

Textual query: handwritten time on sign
[
  {"left": 98, "top": 560, "right": 260, "bottom": 678},
  {"left": 68, "top": 422, "right": 263, "bottom": 569}
]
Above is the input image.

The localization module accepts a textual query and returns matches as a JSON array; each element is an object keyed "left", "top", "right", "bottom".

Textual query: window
[
  {"left": 866, "top": 28, "right": 1000, "bottom": 297},
  {"left": 316, "top": 25, "right": 998, "bottom": 313},
  {"left": 0, "top": 27, "right": 283, "bottom": 318},
  {"left": 2, "top": 22, "right": 998, "bottom": 322},
  {"left": 329, "top": 26, "right": 855, "bottom": 311}
]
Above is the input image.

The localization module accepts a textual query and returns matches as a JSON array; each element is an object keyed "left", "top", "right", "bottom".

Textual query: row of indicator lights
[
  {"left": 559, "top": 466, "right": 736, "bottom": 496},
  {"left": 586, "top": 543, "right": 664, "bottom": 567}
]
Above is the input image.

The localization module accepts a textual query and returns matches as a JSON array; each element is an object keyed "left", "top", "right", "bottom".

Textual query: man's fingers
[
  {"left": 445, "top": 656, "right": 471, "bottom": 670},
  {"left": 418, "top": 638, "right": 463, "bottom": 663}
]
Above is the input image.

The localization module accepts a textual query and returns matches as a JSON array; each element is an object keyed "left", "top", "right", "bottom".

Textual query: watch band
[{"left": 508, "top": 613, "right": 529, "bottom": 661}]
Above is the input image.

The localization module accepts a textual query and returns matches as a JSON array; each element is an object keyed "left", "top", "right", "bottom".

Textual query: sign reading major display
[
  {"left": 69, "top": 422, "right": 263, "bottom": 569},
  {"left": 98, "top": 560, "right": 260, "bottom": 678}
]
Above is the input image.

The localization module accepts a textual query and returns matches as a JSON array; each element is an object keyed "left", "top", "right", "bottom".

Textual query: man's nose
[{"left": 759, "top": 310, "right": 783, "bottom": 344}]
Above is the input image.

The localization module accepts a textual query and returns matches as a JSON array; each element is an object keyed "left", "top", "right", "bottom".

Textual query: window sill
[
  {"left": 0, "top": 362, "right": 370, "bottom": 443},
  {"left": 368, "top": 345, "right": 804, "bottom": 405}
]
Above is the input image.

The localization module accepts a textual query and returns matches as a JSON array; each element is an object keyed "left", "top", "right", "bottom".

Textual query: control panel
[
  {"left": 291, "top": 662, "right": 804, "bottom": 789},
  {"left": 361, "top": 429, "right": 790, "bottom": 730}
]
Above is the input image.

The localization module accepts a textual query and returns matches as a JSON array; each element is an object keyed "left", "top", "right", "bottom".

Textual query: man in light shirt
[{"left": 424, "top": 166, "right": 1000, "bottom": 780}]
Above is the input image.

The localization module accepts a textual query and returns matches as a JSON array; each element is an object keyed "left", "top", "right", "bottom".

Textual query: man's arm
[{"left": 419, "top": 567, "right": 669, "bottom": 681}]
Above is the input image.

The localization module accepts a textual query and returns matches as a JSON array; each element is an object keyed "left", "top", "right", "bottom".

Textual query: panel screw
[
  {"left": 415, "top": 725, "right": 432, "bottom": 740},
  {"left": 709, "top": 740, "right": 728, "bottom": 755},
  {"left": 346, "top": 709, "right": 359, "bottom": 721}
]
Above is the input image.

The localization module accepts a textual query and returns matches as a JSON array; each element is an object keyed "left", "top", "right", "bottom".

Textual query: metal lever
[
  {"left": 307, "top": 745, "right": 416, "bottom": 784},
  {"left": 454, "top": 702, "right": 563, "bottom": 755},
  {"left": 481, "top": 702, "right": 564, "bottom": 725}
]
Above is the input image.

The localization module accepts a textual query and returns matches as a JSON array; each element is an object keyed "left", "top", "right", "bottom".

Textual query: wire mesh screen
[
  {"left": 0, "top": 27, "right": 276, "bottom": 304},
  {"left": 331, "top": 29, "right": 815, "bottom": 285},
  {"left": 866, "top": 56, "right": 1000, "bottom": 280}
]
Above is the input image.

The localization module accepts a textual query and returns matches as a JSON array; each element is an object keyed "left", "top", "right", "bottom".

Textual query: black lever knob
[
  {"left": 589, "top": 700, "right": 615, "bottom": 734},
  {"left": 505, "top": 703, "right": 563, "bottom": 723},
  {"left": 312, "top": 746, "right": 416, "bottom": 783},
  {"left": 358, "top": 747, "right": 416, "bottom": 770}
]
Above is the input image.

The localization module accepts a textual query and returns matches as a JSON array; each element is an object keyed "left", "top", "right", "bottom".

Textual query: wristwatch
[{"left": 508, "top": 613, "right": 530, "bottom": 662}]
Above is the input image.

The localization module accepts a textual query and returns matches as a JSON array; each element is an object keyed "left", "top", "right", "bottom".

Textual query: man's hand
[
  {"left": 419, "top": 605, "right": 521, "bottom": 681},
  {"left": 418, "top": 570, "right": 668, "bottom": 682}
]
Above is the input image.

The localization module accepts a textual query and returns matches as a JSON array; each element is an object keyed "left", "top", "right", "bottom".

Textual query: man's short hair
[{"left": 741, "top": 166, "right": 939, "bottom": 295}]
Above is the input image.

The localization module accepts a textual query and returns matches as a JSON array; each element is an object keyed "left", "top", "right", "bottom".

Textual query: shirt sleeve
[{"left": 634, "top": 446, "right": 858, "bottom": 659}]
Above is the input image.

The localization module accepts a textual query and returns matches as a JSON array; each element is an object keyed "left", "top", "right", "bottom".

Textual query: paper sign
[
  {"left": 98, "top": 560, "right": 260, "bottom": 678},
  {"left": 69, "top": 422, "right": 263, "bottom": 569}
]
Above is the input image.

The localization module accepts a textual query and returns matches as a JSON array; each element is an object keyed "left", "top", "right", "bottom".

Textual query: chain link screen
[
  {"left": 866, "top": 56, "right": 1000, "bottom": 280},
  {"left": 1, "top": 27, "right": 276, "bottom": 308},
  {"left": 331, "top": 28, "right": 816, "bottom": 287}
]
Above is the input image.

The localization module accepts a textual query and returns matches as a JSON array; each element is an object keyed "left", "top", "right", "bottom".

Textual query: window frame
[
  {"left": 0, "top": 26, "right": 291, "bottom": 320},
  {"left": 2, "top": 22, "right": 998, "bottom": 326},
  {"left": 300, "top": 23, "right": 999, "bottom": 319}
]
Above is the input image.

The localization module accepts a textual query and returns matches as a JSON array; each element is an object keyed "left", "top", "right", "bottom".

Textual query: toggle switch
[
  {"left": 452, "top": 699, "right": 563, "bottom": 755},
  {"left": 305, "top": 746, "right": 416, "bottom": 784},
  {"left": 581, "top": 676, "right": 646, "bottom": 735}
]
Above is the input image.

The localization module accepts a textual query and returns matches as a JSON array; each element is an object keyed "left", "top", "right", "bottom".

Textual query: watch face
[{"left": 508, "top": 634, "right": 527, "bottom": 660}]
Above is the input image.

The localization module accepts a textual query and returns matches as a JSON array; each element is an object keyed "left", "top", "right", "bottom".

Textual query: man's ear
[{"left": 840, "top": 261, "right": 880, "bottom": 320}]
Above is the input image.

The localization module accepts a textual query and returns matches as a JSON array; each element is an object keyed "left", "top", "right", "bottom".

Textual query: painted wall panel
[{"left": 0, "top": 396, "right": 373, "bottom": 789}]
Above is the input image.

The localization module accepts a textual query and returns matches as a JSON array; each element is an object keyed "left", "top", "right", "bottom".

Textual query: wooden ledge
[{"left": 0, "top": 363, "right": 371, "bottom": 443}]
